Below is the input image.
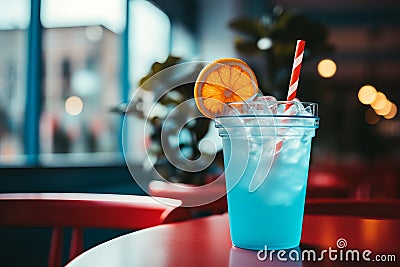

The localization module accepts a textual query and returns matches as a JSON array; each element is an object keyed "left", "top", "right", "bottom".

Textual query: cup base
[{"left": 232, "top": 241, "right": 300, "bottom": 251}]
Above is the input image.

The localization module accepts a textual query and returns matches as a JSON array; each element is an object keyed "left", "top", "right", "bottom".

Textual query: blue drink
[{"left": 216, "top": 100, "right": 319, "bottom": 250}]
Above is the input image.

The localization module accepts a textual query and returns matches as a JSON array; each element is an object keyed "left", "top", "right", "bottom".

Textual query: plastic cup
[{"left": 215, "top": 101, "right": 319, "bottom": 250}]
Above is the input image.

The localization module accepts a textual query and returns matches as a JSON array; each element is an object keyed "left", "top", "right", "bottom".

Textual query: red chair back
[
  {"left": 0, "top": 193, "right": 183, "bottom": 267},
  {"left": 148, "top": 180, "right": 228, "bottom": 219},
  {"left": 305, "top": 198, "right": 400, "bottom": 219}
]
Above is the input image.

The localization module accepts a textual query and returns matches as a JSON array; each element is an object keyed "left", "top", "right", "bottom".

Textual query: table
[{"left": 66, "top": 214, "right": 400, "bottom": 267}]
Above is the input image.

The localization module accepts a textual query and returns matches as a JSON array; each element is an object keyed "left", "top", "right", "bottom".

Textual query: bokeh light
[
  {"left": 370, "top": 92, "right": 387, "bottom": 110},
  {"left": 365, "top": 108, "right": 380, "bottom": 124},
  {"left": 375, "top": 101, "right": 392, "bottom": 116},
  {"left": 65, "top": 96, "right": 84, "bottom": 116},
  {"left": 257, "top": 37, "right": 272, "bottom": 50},
  {"left": 383, "top": 102, "right": 398, "bottom": 119},
  {"left": 317, "top": 59, "right": 337, "bottom": 78},
  {"left": 357, "top": 85, "right": 377, "bottom": 105},
  {"left": 86, "top": 25, "right": 103, "bottom": 42}
]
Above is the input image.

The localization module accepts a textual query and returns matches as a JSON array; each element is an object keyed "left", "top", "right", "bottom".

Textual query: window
[
  {"left": 38, "top": 0, "right": 126, "bottom": 164},
  {"left": 0, "top": 0, "right": 194, "bottom": 167}
]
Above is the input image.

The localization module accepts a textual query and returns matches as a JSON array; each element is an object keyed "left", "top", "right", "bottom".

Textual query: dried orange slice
[{"left": 194, "top": 58, "right": 259, "bottom": 118}]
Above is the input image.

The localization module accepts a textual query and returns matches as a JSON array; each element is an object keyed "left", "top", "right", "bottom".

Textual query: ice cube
[
  {"left": 280, "top": 148, "right": 302, "bottom": 164},
  {"left": 248, "top": 137, "right": 261, "bottom": 156},
  {"left": 284, "top": 138, "right": 301, "bottom": 151},
  {"left": 247, "top": 138, "right": 275, "bottom": 192},
  {"left": 223, "top": 103, "right": 243, "bottom": 116},
  {"left": 304, "top": 105, "right": 313, "bottom": 114},
  {"left": 255, "top": 95, "right": 277, "bottom": 111},
  {"left": 254, "top": 95, "right": 277, "bottom": 102},
  {"left": 247, "top": 95, "right": 277, "bottom": 115},
  {"left": 299, "top": 104, "right": 314, "bottom": 117},
  {"left": 277, "top": 98, "right": 304, "bottom": 116},
  {"left": 248, "top": 93, "right": 263, "bottom": 101}
]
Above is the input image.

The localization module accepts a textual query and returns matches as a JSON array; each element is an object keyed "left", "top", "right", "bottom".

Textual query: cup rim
[{"left": 215, "top": 100, "right": 319, "bottom": 119}]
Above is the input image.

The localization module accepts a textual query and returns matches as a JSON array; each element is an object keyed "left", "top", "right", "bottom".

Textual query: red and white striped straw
[
  {"left": 287, "top": 40, "right": 306, "bottom": 101},
  {"left": 276, "top": 40, "right": 306, "bottom": 156}
]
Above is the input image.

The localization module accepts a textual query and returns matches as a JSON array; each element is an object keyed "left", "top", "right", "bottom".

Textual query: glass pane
[
  {"left": 41, "top": 0, "right": 125, "bottom": 33},
  {"left": 0, "top": 0, "right": 30, "bottom": 165},
  {"left": 171, "top": 22, "right": 196, "bottom": 59},
  {"left": 40, "top": 0, "right": 125, "bottom": 164},
  {"left": 129, "top": 0, "right": 171, "bottom": 87},
  {"left": 125, "top": 0, "right": 171, "bottom": 164}
]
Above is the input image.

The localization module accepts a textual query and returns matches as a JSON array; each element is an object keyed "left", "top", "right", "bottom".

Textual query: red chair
[
  {"left": 0, "top": 193, "right": 183, "bottom": 267},
  {"left": 148, "top": 180, "right": 228, "bottom": 220},
  {"left": 305, "top": 198, "right": 400, "bottom": 219}
]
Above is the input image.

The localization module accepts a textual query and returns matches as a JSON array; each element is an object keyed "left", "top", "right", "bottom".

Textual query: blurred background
[
  {"left": 1, "top": 0, "right": 400, "bottom": 265},
  {"left": 0, "top": 0, "right": 399, "bottom": 197}
]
